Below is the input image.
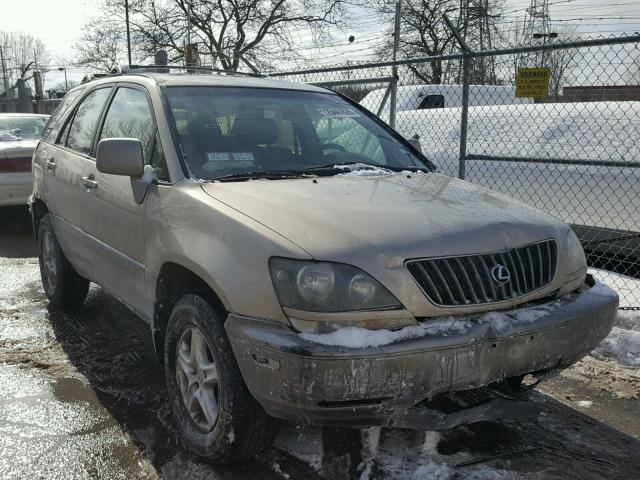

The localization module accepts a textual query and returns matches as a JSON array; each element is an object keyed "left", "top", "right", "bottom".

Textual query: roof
[{"left": 85, "top": 71, "right": 332, "bottom": 94}]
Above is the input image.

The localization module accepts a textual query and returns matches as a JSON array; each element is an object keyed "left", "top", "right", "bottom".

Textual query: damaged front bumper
[{"left": 225, "top": 282, "right": 618, "bottom": 426}]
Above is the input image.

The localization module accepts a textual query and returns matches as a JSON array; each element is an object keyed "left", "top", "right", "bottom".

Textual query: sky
[{"left": 0, "top": 0, "right": 639, "bottom": 87}]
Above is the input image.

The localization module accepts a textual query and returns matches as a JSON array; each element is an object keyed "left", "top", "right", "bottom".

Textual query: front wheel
[
  {"left": 38, "top": 214, "right": 89, "bottom": 309},
  {"left": 164, "top": 294, "right": 277, "bottom": 463}
]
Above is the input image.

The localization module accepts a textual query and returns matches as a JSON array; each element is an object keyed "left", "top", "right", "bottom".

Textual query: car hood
[{"left": 200, "top": 172, "right": 570, "bottom": 266}]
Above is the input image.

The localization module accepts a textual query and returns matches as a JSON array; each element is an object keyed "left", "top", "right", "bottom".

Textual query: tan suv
[{"left": 30, "top": 70, "right": 618, "bottom": 463}]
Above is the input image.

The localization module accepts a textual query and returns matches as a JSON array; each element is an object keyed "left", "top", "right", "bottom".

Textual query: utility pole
[
  {"left": 58, "top": 67, "right": 68, "bottom": 91},
  {"left": 389, "top": 0, "right": 401, "bottom": 129},
  {"left": 460, "top": 0, "right": 497, "bottom": 83},
  {"left": 521, "top": 0, "right": 552, "bottom": 66},
  {"left": 0, "top": 45, "right": 9, "bottom": 94},
  {"left": 125, "top": 0, "right": 132, "bottom": 66}
]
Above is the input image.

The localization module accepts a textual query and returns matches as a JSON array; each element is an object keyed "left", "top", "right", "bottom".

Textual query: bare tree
[
  {"left": 0, "top": 32, "right": 50, "bottom": 94},
  {"left": 77, "top": 19, "right": 127, "bottom": 73},
  {"left": 80, "top": 0, "right": 347, "bottom": 71},
  {"left": 374, "top": 0, "right": 460, "bottom": 84},
  {"left": 372, "top": 0, "right": 504, "bottom": 85},
  {"left": 547, "top": 41, "right": 578, "bottom": 99}
]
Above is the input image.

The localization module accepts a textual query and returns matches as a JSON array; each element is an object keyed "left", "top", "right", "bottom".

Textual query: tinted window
[
  {"left": 45, "top": 88, "right": 85, "bottom": 142},
  {"left": 99, "top": 88, "right": 156, "bottom": 160},
  {"left": 165, "top": 87, "right": 428, "bottom": 180},
  {"left": 418, "top": 95, "right": 445, "bottom": 110},
  {"left": 66, "top": 88, "right": 111, "bottom": 155}
]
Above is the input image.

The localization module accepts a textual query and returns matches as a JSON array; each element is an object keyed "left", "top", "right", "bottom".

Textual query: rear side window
[
  {"left": 418, "top": 94, "right": 445, "bottom": 110},
  {"left": 65, "top": 88, "right": 111, "bottom": 155},
  {"left": 43, "top": 88, "right": 85, "bottom": 142}
]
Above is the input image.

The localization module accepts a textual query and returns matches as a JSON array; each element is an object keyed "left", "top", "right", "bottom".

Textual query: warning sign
[{"left": 515, "top": 67, "right": 551, "bottom": 98}]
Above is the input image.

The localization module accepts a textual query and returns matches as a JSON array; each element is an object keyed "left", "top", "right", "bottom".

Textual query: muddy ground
[{"left": 1, "top": 205, "right": 639, "bottom": 480}]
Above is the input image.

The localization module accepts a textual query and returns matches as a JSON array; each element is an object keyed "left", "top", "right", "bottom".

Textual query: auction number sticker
[
  {"left": 318, "top": 107, "right": 360, "bottom": 118},
  {"left": 207, "top": 152, "right": 230, "bottom": 162}
]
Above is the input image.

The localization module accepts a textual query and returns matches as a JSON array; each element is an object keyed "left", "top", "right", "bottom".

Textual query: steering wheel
[{"left": 321, "top": 143, "right": 346, "bottom": 152}]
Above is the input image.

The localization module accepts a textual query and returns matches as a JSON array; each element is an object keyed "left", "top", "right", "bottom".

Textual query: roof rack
[{"left": 124, "top": 64, "right": 266, "bottom": 78}]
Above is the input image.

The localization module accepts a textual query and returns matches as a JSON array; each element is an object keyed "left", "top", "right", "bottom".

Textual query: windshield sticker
[
  {"left": 232, "top": 152, "right": 255, "bottom": 161},
  {"left": 318, "top": 107, "right": 360, "bottom": 118},
  {"left": 207, "top": 152, "right": 230, "bottom": 162},
  {"left": 264, "top": 109, "right": 276, "bottom": 119}
]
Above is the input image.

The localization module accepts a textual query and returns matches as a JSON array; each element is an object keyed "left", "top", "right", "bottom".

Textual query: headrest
[{"left": 231, "top": 109, "right": 279, "bottom": 145}]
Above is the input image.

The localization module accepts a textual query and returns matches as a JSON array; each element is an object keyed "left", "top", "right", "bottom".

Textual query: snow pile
[
  {"left": 588, "top": 269, "right": 640, "bottom": 367},
  {"left": 299, "top": 318, "right": 472, "bottom": 348},
  {"left": 475, "top": 307, "right": 550, "bottom": 333},
  {"left": 335, "top": 163, "right": 394, "bottom": 177},
  {"left": 593, "top": 310, "right": 640, "bottom": 367}
]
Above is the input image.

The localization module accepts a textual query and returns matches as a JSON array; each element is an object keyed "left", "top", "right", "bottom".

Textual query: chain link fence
[{"left": 271, "top": 34, "right": 640, "bottom": 309}]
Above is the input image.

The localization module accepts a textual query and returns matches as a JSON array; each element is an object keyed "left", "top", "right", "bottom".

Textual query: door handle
[
  {"left": 82, "top": 175, "right": 98, "bottom": 189},
  {"left": 45, "top": 158, "right": 56, "bottom": 171}
]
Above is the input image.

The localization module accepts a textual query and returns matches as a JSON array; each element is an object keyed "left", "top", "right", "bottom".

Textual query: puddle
[{"left": 54, "top": 377, "right": 103, "bottom": 407}]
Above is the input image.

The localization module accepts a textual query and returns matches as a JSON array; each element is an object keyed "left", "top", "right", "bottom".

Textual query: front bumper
[{"left": 225, "top": 282, "right": 618, "bottom": 426}]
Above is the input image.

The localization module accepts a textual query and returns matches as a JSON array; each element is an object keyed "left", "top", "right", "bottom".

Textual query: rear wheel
[
  {"left": 38, "top": 214, "right": 89, "bottom": 308},
  {"left": 164, "top": 294, "right": 277, "bottom": 463}
]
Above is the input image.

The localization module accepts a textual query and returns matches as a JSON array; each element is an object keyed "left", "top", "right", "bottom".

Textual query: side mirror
[{"left": 96, "top": 138, "right": 144, "bottom": 177}]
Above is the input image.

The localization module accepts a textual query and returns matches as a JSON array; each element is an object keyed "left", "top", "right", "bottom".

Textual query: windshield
[
  {"left": 164, "top": 87, "right": 432, "bottom": 180},
  {"left": 0, "top": 116, "right": 49, "bottom": 141}
]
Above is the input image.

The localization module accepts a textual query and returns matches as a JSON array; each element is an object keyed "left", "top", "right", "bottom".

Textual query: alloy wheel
[{"left": 176, "top": 325, "right": 220, "bottom": 432}]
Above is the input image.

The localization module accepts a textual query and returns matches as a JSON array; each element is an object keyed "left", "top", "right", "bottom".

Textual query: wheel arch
[
  {"left": 153, "top": 261, "right": 228, "bottom": 364},
  {"left": 30, "top": 197, "right": 50, "bottom": 238}
]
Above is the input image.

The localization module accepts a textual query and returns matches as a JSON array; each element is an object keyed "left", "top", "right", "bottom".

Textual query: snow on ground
[{"left": 589, "top": 269, "right": 640, "bottom": 367}]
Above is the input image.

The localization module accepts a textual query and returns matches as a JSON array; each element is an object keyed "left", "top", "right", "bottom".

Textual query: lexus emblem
[{"left": 491, "top": 264, "right": 511, "bottom": 284}]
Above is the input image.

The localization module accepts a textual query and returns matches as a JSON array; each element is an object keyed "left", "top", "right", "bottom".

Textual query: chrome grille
[{"left": 406, "top": 240, "right": 557, "bottom": 307}]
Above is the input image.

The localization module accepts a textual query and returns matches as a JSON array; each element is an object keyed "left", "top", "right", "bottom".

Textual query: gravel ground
[{"left": 1, "top": 205, "right": 639, "bottom": 480}]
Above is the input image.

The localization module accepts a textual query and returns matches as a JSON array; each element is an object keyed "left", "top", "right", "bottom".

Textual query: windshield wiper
[{"left": 213, "top": 170, "right": 309, "bottom": 182}]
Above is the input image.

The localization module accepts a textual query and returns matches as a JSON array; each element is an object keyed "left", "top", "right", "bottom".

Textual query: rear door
[
  {"left": 79, "top": 84, "right": 161, "bottom": 318},
  {"left": 46, "top": 87, "right": 112, "bottom": 276}
]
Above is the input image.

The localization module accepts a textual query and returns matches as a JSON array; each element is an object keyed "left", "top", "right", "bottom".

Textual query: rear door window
[{"left": 65, "top": 88, "right": 111, "bottom": 155}]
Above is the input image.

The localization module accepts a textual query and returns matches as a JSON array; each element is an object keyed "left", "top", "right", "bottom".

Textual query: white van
[{"left": 360, "top": 84, "right": 532, "bottom": 116}]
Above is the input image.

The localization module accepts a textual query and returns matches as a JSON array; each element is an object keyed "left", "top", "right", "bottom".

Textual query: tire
[
  {"left": 503, "top": 375, "right": 525, "bottom": 391},
  {"left": 38, "top": 214, "right": 90, "bottom": 309},
  {"left": 164, "top": 294, "right": 277, "bottom": 463}
]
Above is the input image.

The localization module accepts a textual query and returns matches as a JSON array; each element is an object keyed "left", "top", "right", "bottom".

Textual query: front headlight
[
  {"left": 562, "top": 229, "right": 587, "bottom": 292},
  {"left": 270, "top": 258, "right": 402, "bottom": 312},
  {"left": 269, "top": 258, "right": 412, "bottom": 333}
]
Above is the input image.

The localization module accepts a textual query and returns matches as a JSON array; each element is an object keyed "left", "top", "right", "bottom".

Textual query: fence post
[
  {"left": 459, "top": 54, "right": 471, "bottom": 180},
  {"left": 16, "top": 78, "right": 32, "bottom": 114},
  {"left": 389, "top": 0, "right": 402, "bottom": 129},
  {"left": 444, "top": 15, "right": 472, "bottom": 180}
]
